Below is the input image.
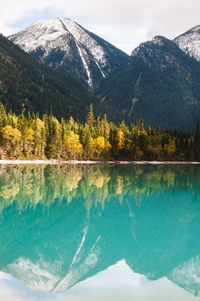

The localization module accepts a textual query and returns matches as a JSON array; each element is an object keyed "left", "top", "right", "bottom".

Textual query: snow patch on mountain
[
  {"left": 8, "top": 17, "right": 129, "bottom": 88},
  {"left": 9, "top": 19, "right": 70, "bottom": 53},
  {"left": 59, "top": 18, "right": 107, "bottom": 65},
  {"left": 95, "top": 60, "right": 106, "bottom": 78},
  {"left": 174, "top": 25, "right": 200, "bottom": 61},
  {"left": 75, "top": 42, "right": 92, "bottom": 86}
]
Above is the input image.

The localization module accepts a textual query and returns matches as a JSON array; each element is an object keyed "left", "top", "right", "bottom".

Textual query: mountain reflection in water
[{"left": 0, "top": 164, "right": 200, "bottom": 299}]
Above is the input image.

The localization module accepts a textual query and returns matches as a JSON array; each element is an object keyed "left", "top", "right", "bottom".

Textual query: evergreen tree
[{"left": 86, "top": 104, "right": 95, "bottom": 130}]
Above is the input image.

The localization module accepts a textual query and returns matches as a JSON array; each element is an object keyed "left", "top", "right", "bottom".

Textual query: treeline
[{"left": 0, "top": 102, "right": 200, "bottom": 161}]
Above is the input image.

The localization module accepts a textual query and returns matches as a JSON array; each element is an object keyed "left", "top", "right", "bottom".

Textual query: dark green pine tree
[
  {"left": 86, "top": 104, "right": 95, "bottom": 130},
  {"left": 194, "top": 122, "right": 200, "bottom": 160}
]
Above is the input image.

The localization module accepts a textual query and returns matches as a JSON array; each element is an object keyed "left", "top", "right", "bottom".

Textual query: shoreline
[{"left": 0, "top": 159, "right": 200, "bottom": 165}]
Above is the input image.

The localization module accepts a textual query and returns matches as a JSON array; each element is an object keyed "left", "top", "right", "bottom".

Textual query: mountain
[
  {"left": 97, "top": 36, "right": 200, "bottom": 129},
  {"left": 0, "top": 34, "right": 95, "bottom": 120},
  {"left": 5, "top": 20, "right": 200, "bottom": 129},
  {"left": 9, "top": 18, "right": 128, "bottom": 89},
  {"left": 174, "top": 25, "right": 200, "bottom": 61}
]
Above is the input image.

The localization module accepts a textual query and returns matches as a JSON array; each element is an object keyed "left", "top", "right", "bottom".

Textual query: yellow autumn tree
[
  {"left": 117, "top": 130, "right": 125, "bottom": 150},
  {"left": 1, "top": 125, "right": 22, "bottom": 157},
  {"left": 22, "top": 127, "right": 34, "bottom": 158},
  {"left": 92, "top": 136, "right": 111, "bottom": 159},
  {"left": 65, "top": 131, "right": 83, "bottom": 159}
]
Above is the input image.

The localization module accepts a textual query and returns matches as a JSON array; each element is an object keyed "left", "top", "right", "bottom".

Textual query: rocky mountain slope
[
  {"left": 0, "top": 34, "right": 95, "bottom": 120},
  {"left": 174, "top": 25, "right": 200, "bottom": 61},
  {"left": 97, "top": 36, "right": 200, "bottom": 129},
  {"left": 9, "top": 18, "right": 128, "bottom": 89}
]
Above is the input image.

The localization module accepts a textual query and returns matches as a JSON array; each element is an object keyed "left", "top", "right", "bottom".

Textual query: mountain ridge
[
  {"left": 5, "top": 19, "right": 200, "bottom": 129},
  {"left": 9, "top": 17, "right": 129, "bottom": 89},
  {"left": 97, "top": 35, "right": 200, "bottom": 129}
]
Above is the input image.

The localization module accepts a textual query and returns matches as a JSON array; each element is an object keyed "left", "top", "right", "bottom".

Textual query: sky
[{"left": 0, "top": 0, "right": 200, "bottom": 54}]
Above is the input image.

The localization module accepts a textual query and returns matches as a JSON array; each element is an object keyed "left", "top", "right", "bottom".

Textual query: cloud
[{"left": 0, "top": 0, "right": 200, "bottom": 53}]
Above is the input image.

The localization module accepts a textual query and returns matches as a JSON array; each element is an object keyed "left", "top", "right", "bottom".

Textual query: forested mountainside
[
  {"left": 0, "top": 34, "right": 96, "bottom": 121},
  {"left": 97, "top": 36, "right": 200, "bottom": 130}
]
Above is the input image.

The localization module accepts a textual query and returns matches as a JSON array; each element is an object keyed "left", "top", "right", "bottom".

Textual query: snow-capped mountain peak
[
  {"left": 174, "top": 25, "right": 200, "bottom": 61},
  {"left": 9, "top": 17, "right": 128, "bottom": 89}
]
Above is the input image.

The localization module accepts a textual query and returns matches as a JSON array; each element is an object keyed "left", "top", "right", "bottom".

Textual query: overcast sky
[{"left": 0, "top": 0, "right": 200, "bottom": 54}]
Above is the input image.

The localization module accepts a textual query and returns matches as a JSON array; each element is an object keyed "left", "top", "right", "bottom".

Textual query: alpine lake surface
[{"left": 0, "top": 163, "right": 200, "bottom": 301}]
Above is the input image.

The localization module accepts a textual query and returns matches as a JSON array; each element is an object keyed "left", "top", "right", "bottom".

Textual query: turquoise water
[{"left": 0, "top": 164, "right": 200, "bottom": 300}]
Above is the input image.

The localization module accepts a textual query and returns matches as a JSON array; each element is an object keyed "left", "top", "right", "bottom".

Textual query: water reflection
[{"left": 0, "top": 164, "right": 200, "bottom": 299}]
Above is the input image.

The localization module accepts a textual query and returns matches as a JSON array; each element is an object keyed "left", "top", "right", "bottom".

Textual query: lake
[{"left": 0, "top": 164, "right": 200, "bottom": 300}]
